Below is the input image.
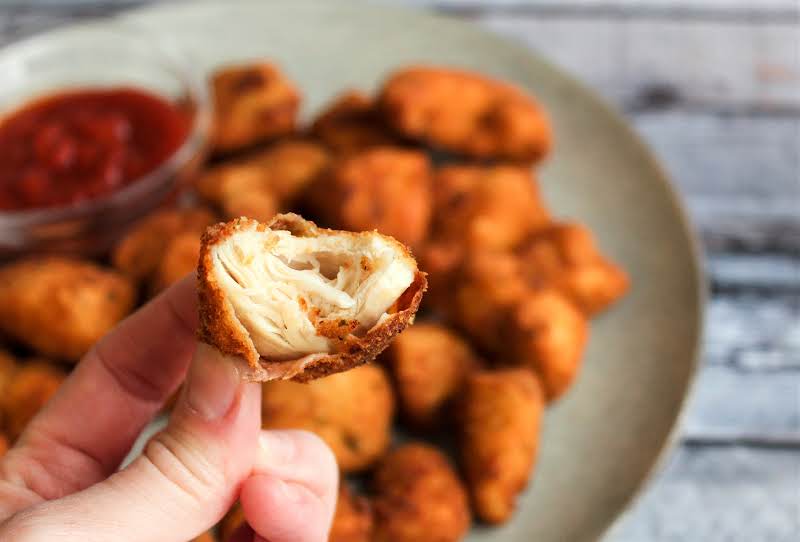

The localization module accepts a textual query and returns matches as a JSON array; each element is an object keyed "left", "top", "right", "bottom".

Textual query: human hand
[{"left": 0, "top": 276, "right": 338, "bottom": 542}]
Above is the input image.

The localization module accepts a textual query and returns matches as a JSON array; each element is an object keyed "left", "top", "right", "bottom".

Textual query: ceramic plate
[{"left": 60, "top": 1, "right": 704, "bottom": 539}]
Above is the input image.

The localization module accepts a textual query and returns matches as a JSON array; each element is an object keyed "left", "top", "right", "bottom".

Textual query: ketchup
[{"left": 0, "top": 88, "right": 190, "bottom": 211}]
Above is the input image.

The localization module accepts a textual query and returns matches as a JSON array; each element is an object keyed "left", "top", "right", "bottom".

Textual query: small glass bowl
[{"left": 0, "top": 21, "right": 211, "bottom": 258}]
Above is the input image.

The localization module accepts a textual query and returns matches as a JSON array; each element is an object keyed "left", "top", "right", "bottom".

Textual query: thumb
[{"left": 0, "top": 343, "right": 261, "bottom": 542}]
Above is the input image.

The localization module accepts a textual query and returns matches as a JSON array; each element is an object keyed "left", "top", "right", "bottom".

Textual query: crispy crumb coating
[
  {"left": 195, "top": 140, "right": 331, "bottom": 220},
  {"left": 517, "top": 222, "right": 629, "bottom": 315},
  {"left": 211, "top": 62, "right": 300, "bottom": 154},
  {"left": 329, "top": 483, "right": 374, "bottom": 542},
  {"left": 311, "top": 90, "right": 401, "bottom": 155},
  {"left": 458, "top": 368, "right": 544, "bottom": 524},
  {"left": 261, "top": 364, "right": 395, "bottom": 472},
  {"left": 2, "top": 360, "right": 66, "bottom": 441},
  {"left": 112, "top": 207, "right": 217, "bottom": 285},
  {"left": 308, "top": 147, "right": 433, "bottom": 247},
  {"left": 372, "top": 443, "right": 471, "bottom": 542},
  {"left": 0, "top": 258, "right": 136, "bottom": 361},
  {"left": 197, "top": 214, "right": 426, "bottom": 382},
  {"left": 382, "top": 322, "right": 477, "bottom": 428},
  {"left": 379, "top": 66, "right": 552, "bottom": 162}
]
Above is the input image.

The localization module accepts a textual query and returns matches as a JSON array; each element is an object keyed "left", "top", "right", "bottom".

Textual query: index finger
[{"left": 3, "top": 274, "right": 199, "bottom": 500}]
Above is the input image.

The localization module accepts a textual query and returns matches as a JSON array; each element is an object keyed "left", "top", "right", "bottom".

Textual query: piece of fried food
[
  {"left": 310, "top": 90, "right": 400, "bottom": 155},
  {"left": 0, "top": 350, "right": 18, "bottom": 430},
  {"left": 150, "top": 232, "right": 203, "bottom": 295},
  {"left": 261, "top": 364, "right": 394, "bottom": 472},
  {"left": 517, "top": 222, "right": 629, "bottom": 315},
  {"left": 308, "top": 147, "right": 432, "bottom": 248},
  {"left": 381, "top": 322, "right": 476, "bottom": 428},
  {"left": 2, "top": 361, "right": 66, "bottom": 441},
  {"left": 506, "top": 288, "right": 588, "bottom": 401},
  {"left": 196, "top": 140, "right": 331, "bottom": 220},
  {"left": 0, "top": 434, "right": 8, "bottom": 457},
  {"left": 191, "top": 532, "right": 216, "bottom": 542},
  {"left": 211, "top": 62, "right": 300, "bottom": 154},
  {"left": 372, "top": 443, "right": 471, "bottom": 542},
  {"left": 217, "top": 503, "right": 245, "bottom": 542},
  {"left": 112, "top": 207, "right": 217, "bottom": 285},
  {"left": 198, "top": 213, "right": 426, "bottom": 382},
  {"left": 0, "top": 258, "right": 136, "bottom": 361},
  {"left": 379, "top": 66, "right": 552, "bottom": 162},
  {"left": 458, "top": 368, "right": 544, "bottom": 524},
  {"left": 330, "top": 483, "right": 374, "bottom": 542}
]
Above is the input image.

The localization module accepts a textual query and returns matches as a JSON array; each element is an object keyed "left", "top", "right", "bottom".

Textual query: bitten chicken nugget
[
  {"left": 195, "top": 140, "right": 330, "bottom": 220},
  {"left": 112, "top": 207, "right": 217, "bottom": 284},
  {"left": 382, "top": 322, "right": 477, "bottom": 428},
  {"left": 308, "top": 147, "right": 432, "bottom": 247},
  {"left": 2, "top": 361, "right": 66, "bottom": 441},
  {"left": 505, "top": 289, "right": 588, "bottom": 401},
  {"left": 261, "top": 364, "right": 395, "bottom": 472},
  {"left": 379, "top": 66, "right": 552, "bottom": 162},
  {"left": 0, "top": 258, "right": 136, "bottom": 361},
  {"left": 197, "top": 214, "right": 426, "bottom": 382},
  {"left": 311, "top": 90, "right": 401, "bottom": 155},
  {"left": 329, "top": 484, "right": 374, "bottom": 542},
  {"left": 372, "top": 443, "right": 470, "bottom": 542},
  {"left": 517, "top": 222, "right": 629, "bottom": 315},
  {"left": 211, "top": 62, "right": 300, "bottom": 154},
  {"left": 150, "top": 232, "right": 202, "bottom": 294},
  {"left": 458, "top": 368, "right": 544, "bottom": 524}
]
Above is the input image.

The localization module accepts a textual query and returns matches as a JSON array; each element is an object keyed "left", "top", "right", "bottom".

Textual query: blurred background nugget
[{"left": 1, "top": 360, "right": 66, "bottom": 442}]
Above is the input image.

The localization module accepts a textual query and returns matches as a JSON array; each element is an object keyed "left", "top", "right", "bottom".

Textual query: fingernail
[{"left": 185, "top": 343, "right": 240, "bottom": 420}]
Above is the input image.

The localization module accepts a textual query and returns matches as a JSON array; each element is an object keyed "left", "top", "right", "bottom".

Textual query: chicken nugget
[
  {"left": 0, "top": 258, "right": 136, "bottom": 361},
  {"left": 0, "top": 350, "right": 18, "bottom": 430},
  {"left": 311, "top": 90, "right": 400, "bottom": 155},
  {"left": 330, "top": 483, "right": 374, "bottom": 542},
  {"left": 307, "top": 147, "right": 432, "bottom": 247},
  {"left": 3, "top": 360, "right": 66, "bottom": 441},
  {"left": 196, "top": 140, "right": 330, "bottom": 220},
  {"left": 458, "top": 368, "right": 544, "bottom": 524},
  {"left": 372, "top": 443, "right": 470, "bottom": 542},
  {"left": 197, "top": 213, "right": 425, "bottom": 381},
  {"left": 506, "top": 288, "right": 588, "bottom": 401},
  {"left": 112, "top": 207, "right": 217, "bottom": 284},
  {"left": 382, "top": 323, "right": 476, "bottom": 428},
  {"left": 261, "top": 364, "right": 395, "bottom": 472},
  {"left": 0, "top": 434, "right": 8, "bottom": 457},
  {"left": 379, "top": 66, "right": 552, "bottom": 162},
  {"left": 218, "top": 503, "right": 245, "bottom": 542},
  {"left": 191, "top": 532, "right": 216, "bottom": 542},
  {"left": 517, "top": 222, "right": 629, "bottom": 315},
  {"left": 211, "top": 62, "right": 300, "bottom": 154},
  {"left": 150, "top": 232, "right": 202, "bottom": 295}
]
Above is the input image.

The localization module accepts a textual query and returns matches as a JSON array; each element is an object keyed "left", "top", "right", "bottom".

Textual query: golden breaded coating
[
  {"left": 261, "top": 364, "right": 395, "bottom": 472},
  {"left": 379, "top": 66, "right": 552, "bottom": 162},
  {"left": 191, "top": 532, "right": 216, "bottom": 542},
  {"left": 311, "top": 90, "right": 401, "bottom": 155},
  {"left": 330, "top": 484, "right": 374, "bottom": 542},
  {"left": 0, "top": 258, "right": 136, "bottom": 361},
  {"left": 506, "top": 289, "right": 588, "bottom": 401},
  {"left": 2, "top": 361, "right": 66, "bottom": 441},
  {"left": 458, "top": 368, "right": 544, "bottom": 524},
  {"left": 211, "top": 63, "right": 300, "bottom": 154},
  {"left": 150, "top": 232, "right": 202, "bottom": 295},
  {"left": 308, "top": 147, "right": 432, "bottom": 247},
  {"left": 112, "top": 207, "right": 217, "bottom": 284},
  {"left": 196, "top": 140, "right": 331, "bottom": 220},
  {"left": 217, "top": 503, "right": 245, "bottom": 542},
  {"left": 517, "top": 222, "right": 629, "bottom": 315},
  {"left": 372, "top": 443, "right": 470, "bottom": 542},
  {"left": 197, "top": 214, "right": 426, "bottom": 382},
  {"left": 382, "top": 322, "right": 477, "bottom": 428}
]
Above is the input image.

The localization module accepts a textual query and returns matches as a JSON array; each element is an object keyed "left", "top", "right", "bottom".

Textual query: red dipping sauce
[{"left": 0, "top": 88, "right": 190, "bottom": 211}]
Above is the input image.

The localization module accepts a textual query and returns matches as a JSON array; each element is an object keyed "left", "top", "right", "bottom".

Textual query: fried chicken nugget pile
[
  {"left": 261, "top": 364, "right": 395, "bottom": 472},
  {"left": 379, "top": 66, "right": 552, "bottom": 162},
  {"left": 307, "top": 147, "right": 433, "bottom": 247},
  {"left": 311, "top": 90, "right": 401, "bottom": 155},
  {"left": 329, "top": 484, "right": 374, "bottom": 542},
  {"left": 382, "top": 323, "right": 477, "bottom": 428},
  {"left": 2, "top": 360, "right": 66, "bottom": 441},
  {"left": 211, "top": 63, "right": 300, "bottom": 154},
  {"left": 0, "top": 257, "right": 136, "bottom": 361},
  {"left": 458, "top": 369, "right": 545, "bottom": 523},
  {"left": 372, "top": 443, "right": 471, "bottom": 542}
]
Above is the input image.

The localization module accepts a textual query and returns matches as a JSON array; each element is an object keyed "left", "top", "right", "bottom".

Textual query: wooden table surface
[{"left": 1, "top": 1, "right": 798, "bottom": 540}]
